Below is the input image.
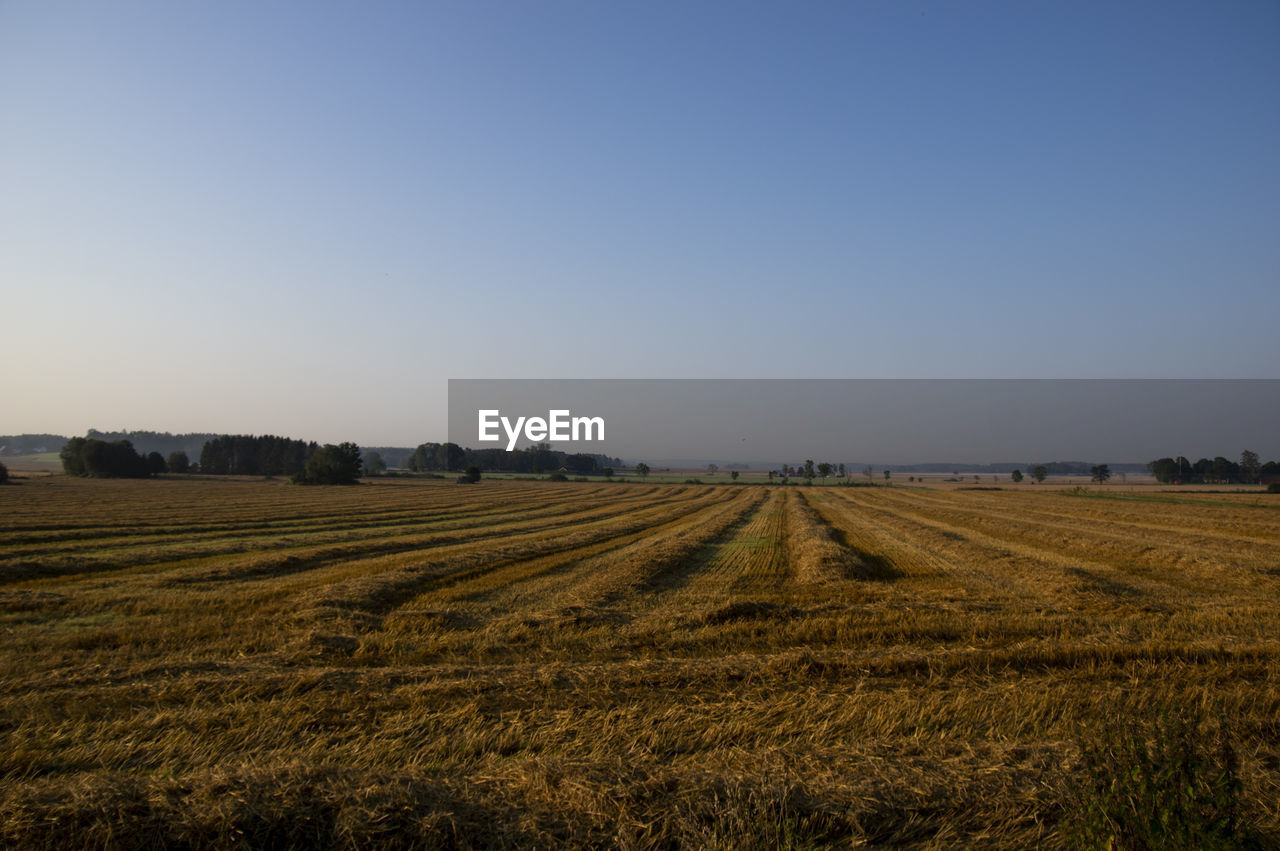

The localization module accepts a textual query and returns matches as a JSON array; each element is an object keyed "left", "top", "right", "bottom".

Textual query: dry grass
[{"left": 1, "top": 476, "right": 1277, "bottom": 848}]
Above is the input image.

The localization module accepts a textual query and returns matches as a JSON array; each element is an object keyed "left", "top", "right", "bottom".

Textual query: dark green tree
[
  {"left": 146, "top": 451, "right": 167, "bottom": 475},
  {"left": 0, "top": 461, "right": 7, "bottom": 484},
  {"left": 363, "top": 451, "right": 386, "bottom": 476},
  {"left": 442, "top": 442, "right": 466, "bottom": 472},
  {"left": 803, "top": 459, "right": 815, "bottom": 480},
  {"left": 61, "top": 437, "right": 150, "bottom": 478},
  {"left": 635, "top": 462, "right": 650, "bottom": 479},
  {"left": 1210, "top": 456, "right": 1239, "bottom": 484},
  {"left": 817, "top": 462, "right": 832, "bottom": 479},
  {"left": 294, "top": 443, "right": 362, "bottom": 484},
  {"left": 1032, "top": 465, "right": 1048, "bottom": 483},
  {"left": 167, "top": 451, "right": 190, "bottom": 474},
  {"left": 1240, "top": 450, "right": 1260, "bottom": 484},
  {"left": 60, "top": 437, "right": 87, "bottom": 476},
  {"left": 1090, "top": 464, "right": 1112, "bottom": 484},
  {"left": 1011, "top": 469, "right": 1023, "bottom": 483},
  {"left": 1147, "top": 457, "right": 1179, "bottom": 483}
]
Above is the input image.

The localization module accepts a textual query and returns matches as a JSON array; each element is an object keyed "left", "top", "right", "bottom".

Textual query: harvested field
[{"left": 1, "top": 476, "right": 1277, "bottom": 847}]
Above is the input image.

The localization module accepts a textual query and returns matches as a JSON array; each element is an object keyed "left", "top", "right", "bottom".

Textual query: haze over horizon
[{"left": 3, "top": 3, "right": 1277, "bottom": 447}]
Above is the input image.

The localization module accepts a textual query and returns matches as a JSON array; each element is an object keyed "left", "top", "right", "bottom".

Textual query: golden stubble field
[{"left": 1, "top": 476, "right": 1277, "bottom": 848}]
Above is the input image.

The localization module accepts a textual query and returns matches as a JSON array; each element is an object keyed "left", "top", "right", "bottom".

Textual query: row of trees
[
  {"left": 405, "top": 442, "right": 621, "bottom": 476},
  {"left": 1147, "top": 451, "right": 1277, "bottom": 485},
  {"left": 59, "top": 434, "right": 365, "bottom": 485},
  {"left": 199, "top": 435, "right": 364, "bottom": 484},
  {"left": 60, "top": 438, "right": 162, "bottom": 478},
  {"left": 199, "top": 435, "right": 318, "bottom": 477},
  {"left": 59, "top": 439, "right": 196, "bottom": 478}
]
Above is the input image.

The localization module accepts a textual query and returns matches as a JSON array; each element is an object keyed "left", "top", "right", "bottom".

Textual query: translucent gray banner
[{"left": 447, "top": 379, "right": 1279, "bottom": 466}]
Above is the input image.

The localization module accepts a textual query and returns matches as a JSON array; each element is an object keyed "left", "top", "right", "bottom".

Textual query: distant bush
[
  {"left": 683, "top": 478, "right": 704, "bottom": 485},
  {"left": 456, "top": 466, "right": 481, "bottom": 484},
  {"left": 1268, "top": 483, "right": 1280, "bottom": 494},
  {"left": 547, "top": 472, "right": 568, "bottom": 482},
  {"left": 0, "top": 461, "right": 7, "bottom": 483}
]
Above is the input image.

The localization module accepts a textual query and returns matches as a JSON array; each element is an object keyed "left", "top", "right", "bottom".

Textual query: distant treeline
[
  {"left": 85, "top": 430, "right": 218, "bottom": 460},
  {"left": 3, "top": 431, "right": 219, "bottom": 459},
  {"left": 406, "top": 442, "right": 623, "bottom": 475},
  {"left": 199, "top": 435, "right": 317, "bottom": 477},
  {"left": 199, "top": 435, "right": 364, "bottom": 484},
  {"left": 0, "top": 434, "right": 67, "bottom": 456},
  {"left": 835, "top": 461, "right": 1151, "bottom": 475},
  {"left": 1148, "top": 452, "right": 1278, "bottom": 484}
]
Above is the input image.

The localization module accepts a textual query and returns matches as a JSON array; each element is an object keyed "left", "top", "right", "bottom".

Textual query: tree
[
  {"left": 167, "top": 451, "right": 190, "bottom": 474},
  {"left": 731, "top": 470, "right": 739, "bottom": 481},
  {"left": 838, "top": 463, "right": 846, "bottom": 478},
  {"left": 60, "top": 437, "right": 150, "bottom": 478},
  {"left": 1032, "top": 465, "right": 1048, "bottom": 483},
  {"left": 146, "top": 451, "right": 167, "bottom": 475},
  {"left": 0, "top": 461, "right": 7, "bottom": 484},
  {"left": 1090, "top": 464, "right": 1111, "bottom": 484},
  {"left": 1147, "top": 457, "right": 1178, "bottom": 483},
  {"left": 603, "top": 467, "right": 614, "bottom": 478},
  {"left": 817, "top": 462, "right": 832, "bottom": 479},
  {"left": 441, "top": 442, "right": 466, "bottom": 472},
  {"left": 458, "top": 465, "right": 481, "bottom": 484},
  {"left": 364, "top": 451, "right": 387, "bottom": 477},
  {"left": 294, "top": 443, "right": 362, "bottom": 485},
  {"left": 635, "top": 462, "right": 650, "bottom": 479},
  {"left": 803, "top": 460, "right": 815, "bottom": 480},
  {"left": 1011, "top": 469, "right": 1023, "bottom": 483},
  {"left": 706, "top": 463, "right": 718, "bottom": 476},
  {"left": 884, "top": 469, "right": 892, "bottom": 482},
  {"left": 864, "top": 465, "right": 873, "bottom": 481},
  {"left": 1211, "top": 456, "right": 1238, "bottom": 484},
  {"left": 1239, "top": 450, "right": 1260, "bottom": 484}
]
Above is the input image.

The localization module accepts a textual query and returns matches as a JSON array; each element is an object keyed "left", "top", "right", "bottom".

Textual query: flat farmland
[{"left": 1, "top": 477, "right": 1277, "bottom": 848}]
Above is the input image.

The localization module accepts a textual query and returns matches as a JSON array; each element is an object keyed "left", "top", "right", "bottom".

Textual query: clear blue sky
[{"left": 2, "top": 1, "right": 1277, "bottom": 446}]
